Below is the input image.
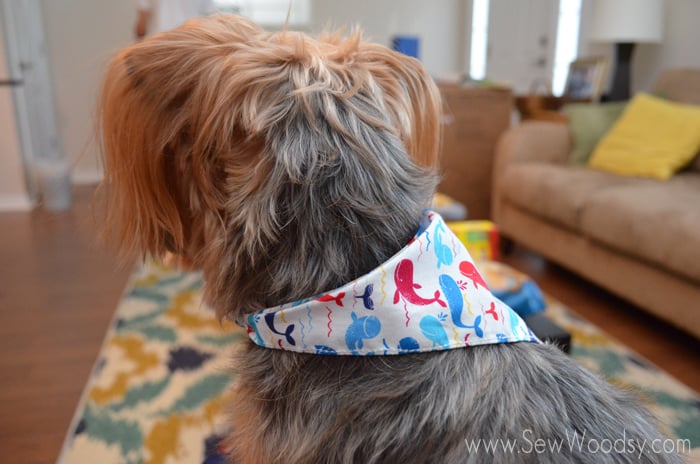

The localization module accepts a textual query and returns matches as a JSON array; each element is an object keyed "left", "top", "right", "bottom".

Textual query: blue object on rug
[{"left": 492, "top": 279, "right": 546, "bottom": 318}]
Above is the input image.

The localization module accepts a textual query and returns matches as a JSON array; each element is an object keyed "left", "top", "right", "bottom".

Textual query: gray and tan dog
[{"left": 99, "top": 14, "right": 683, "bottom": 464}]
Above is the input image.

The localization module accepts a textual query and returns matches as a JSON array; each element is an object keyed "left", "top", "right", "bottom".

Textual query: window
[
  {"left": 552, "top": 0, "right": 582, "bottom": 96},
  {"left": 469, "top": 0, "right": 490, "bottom": 80},
  {"left": 214, "top": 0, "right": 310, "bottom": 27}
]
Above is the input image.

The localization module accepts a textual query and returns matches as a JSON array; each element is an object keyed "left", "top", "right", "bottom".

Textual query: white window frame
[{"left": 214, "top": 0, "right": 311, "bottom": 28}]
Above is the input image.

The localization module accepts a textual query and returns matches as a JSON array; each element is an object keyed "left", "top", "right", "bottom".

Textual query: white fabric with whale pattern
[{"left": 240, "top": 211, "right": 539, "bottom": 355}]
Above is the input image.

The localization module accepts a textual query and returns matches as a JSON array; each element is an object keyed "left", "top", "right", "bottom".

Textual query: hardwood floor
[
  {"left": 501, "top": 246, "right": 700, "bottom": 392},
  {"left": 0, "top": 186, "right": 698, "bottom": 463},
  {"left": 0, "top": 186, "right": 134, "bottom": 464}
]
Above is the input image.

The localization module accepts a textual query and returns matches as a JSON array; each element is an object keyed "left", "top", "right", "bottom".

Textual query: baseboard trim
[
  {"left": 0, "top": 193, "right": 34, "bottom": 211},
  {"left": 72, "top": 170, "right": 104, "bottom": 185}
]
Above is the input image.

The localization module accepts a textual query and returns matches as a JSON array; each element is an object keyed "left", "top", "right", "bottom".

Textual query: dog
[{"left": 98, "top": 14, "right": 683, "bottom": 464}]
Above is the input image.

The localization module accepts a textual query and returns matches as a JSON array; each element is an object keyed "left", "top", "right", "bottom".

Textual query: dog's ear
[
  {"left": 98, "top": 15, "right": 264, "bottom": 261},
  {"left": 349, "top": 37, "right": 443, "bottom": 169}
]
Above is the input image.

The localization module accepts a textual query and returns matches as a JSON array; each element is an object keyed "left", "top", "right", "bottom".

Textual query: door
[
  {"left": 485, "top": 0, "right": 559, "bottom": 94},
  {"left": 0, "top": 0, "right": 64, "bottom": 200},
  {"left": 0, "top": 14, "right": 31, "bottom": 209}
]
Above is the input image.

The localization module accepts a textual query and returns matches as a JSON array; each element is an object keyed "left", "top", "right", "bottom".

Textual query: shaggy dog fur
[{"left": 99, "top": 14, "right": 683, "bottom": 464}]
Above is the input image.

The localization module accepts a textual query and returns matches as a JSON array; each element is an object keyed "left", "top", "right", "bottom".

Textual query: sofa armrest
[
  {"left": 495, "top": 121, "right": 571, "bottom": 166},
  {"left": 492, "top": 121, "right": 571, "bottom": 222}
]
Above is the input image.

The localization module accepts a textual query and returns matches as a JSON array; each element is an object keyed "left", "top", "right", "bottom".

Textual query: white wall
[
  {"left": 633, "top": 0, "right": 700, "bottom": 92},
  {"left": 40, "top": 0, "right": 699, "bottom": 184},
  {"left": 41, "top": 0, "right": 134, "bottom": 183},
  {"left": 310, "top": 0, "right": 468, "bottom": 78},
  {"left": 40, "top": 0, "right": 467, "bottom": 184},
  {"left": 578, "top": 0, "right": 700, "bottom": 94}
]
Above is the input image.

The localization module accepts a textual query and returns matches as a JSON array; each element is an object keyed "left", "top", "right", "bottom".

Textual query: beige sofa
[{"left": 493, "top": 69, "right": 700, "bottom": 339}]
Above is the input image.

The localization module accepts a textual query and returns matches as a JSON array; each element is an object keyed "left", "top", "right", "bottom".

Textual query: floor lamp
[{"left": 589, "top": 0, "right": 664, "bottom": 101}]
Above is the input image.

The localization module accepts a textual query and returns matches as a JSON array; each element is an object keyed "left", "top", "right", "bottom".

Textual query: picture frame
[{"left": 564, "top": 57, "right": 608, "bottom": 101}]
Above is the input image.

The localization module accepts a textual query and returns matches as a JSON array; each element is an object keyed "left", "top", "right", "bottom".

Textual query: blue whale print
[
  {"left": 434, "top": 222, "right": 454, "bottom": 269},
  {"left": 438, "top": 274, "right": 471, "bottom": 329},
  {"left": 314, "top": 345, "right": 338, "bottom": 355},
  {"left": 438, "top": 274, "right": 484, "bottom": 338},
  {"left": 419, "top": 315, "right": 450, "bottom": 348},
  {"left": 264, "top": 313, "right": 295, "bottom": 346},
  {"left": 247, "top": 314, "right": 264, "bottom": 346},
  {"left": 469, "top": 315, "right": 484, "bottom": 338},
  {"left": 398, "top": 337, "right": 420, "bottom": 353},
  {"left": 345, "top": 312, "right": 381, "bottom": 354},
  {"left": 354, "top": 284, "right": 375, "bottom": 310},
  {"left": 508, "top": 308, "right": 523, "bottom": 338}
]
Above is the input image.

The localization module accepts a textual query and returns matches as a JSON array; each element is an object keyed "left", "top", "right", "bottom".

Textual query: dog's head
[{"left": 99, "top": 14, "right": 442, "bottom": 319}]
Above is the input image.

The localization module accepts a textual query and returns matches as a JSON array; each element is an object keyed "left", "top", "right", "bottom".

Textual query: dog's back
[{"left": 232, "top": 342, "right": 682, "bottom": 463}]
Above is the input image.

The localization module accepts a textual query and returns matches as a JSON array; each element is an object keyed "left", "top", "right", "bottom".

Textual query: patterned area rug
[{"left": 58, "top": 260, "right": 699, "bottom": 463}]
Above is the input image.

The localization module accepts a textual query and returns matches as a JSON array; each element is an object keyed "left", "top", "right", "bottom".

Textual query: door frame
[{"left": 0, "top": 0, "right": 65, "bottom": 200}]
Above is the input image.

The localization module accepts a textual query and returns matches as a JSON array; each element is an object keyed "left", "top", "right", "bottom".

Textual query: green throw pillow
[{"left": 563, "top": 102, "right": 627, "bottom": 164}]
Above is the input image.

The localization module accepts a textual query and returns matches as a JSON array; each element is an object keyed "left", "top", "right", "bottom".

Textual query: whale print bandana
[{"left": 241, "top": 211, "right": 539, "bottom": 355}]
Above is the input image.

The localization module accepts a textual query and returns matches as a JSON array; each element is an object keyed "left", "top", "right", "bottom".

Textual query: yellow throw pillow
[{"left": 588, "top": 93, "right": 700, "bottom": 180}]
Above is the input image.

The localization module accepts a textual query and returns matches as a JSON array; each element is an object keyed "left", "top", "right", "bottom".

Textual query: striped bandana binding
[{"left": 241, "top": 211, "right": 539, "bottom": 355}]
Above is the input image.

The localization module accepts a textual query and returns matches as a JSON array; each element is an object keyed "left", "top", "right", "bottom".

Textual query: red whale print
[
  {"left": 459, "top": 261, "right": 490, "bottom": 291},
  {"left": 485, "top": 301, "right": 499, "bottom": 320},
  {"left": 393, "top": 259, "right": 446, "bottom": 307},
  {"left": 317, "top": 292, "right": 345, "bottom": 306}
]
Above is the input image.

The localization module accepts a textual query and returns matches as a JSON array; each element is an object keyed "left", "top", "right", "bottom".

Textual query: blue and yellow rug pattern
[{"left": 58, "top": 260, "right": 699, "bottom": 463}]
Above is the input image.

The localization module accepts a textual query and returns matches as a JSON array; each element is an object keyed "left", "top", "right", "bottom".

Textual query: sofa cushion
[
  {"left": 500, "top": 163, "right": 633, "bottom": 231},
  {"left": 563, "top": 101, "right": 627, "bottom": 164},
  {"left": 579, "top": 173, "right": 700, "bottom": 283},
  {"left": 588, "top": 93, "right": 700, "bottom": 180}
]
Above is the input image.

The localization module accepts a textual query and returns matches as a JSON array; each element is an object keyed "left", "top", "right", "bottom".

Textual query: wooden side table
[
  {"left": 437, "top": 85, "right": 513, "bottom": 220},
  {"left": 514, "top": 95, "right": 591, "bottom": 122}
]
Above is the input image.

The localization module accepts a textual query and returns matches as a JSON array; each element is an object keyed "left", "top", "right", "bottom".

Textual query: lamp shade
[{"left": 590, "top": 0, "right": 664, "bottom": 43}]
